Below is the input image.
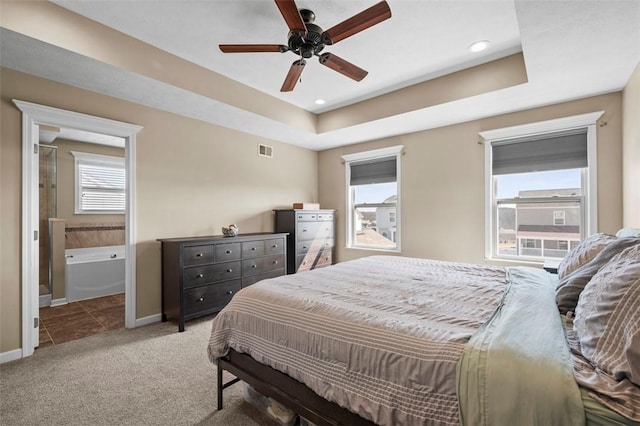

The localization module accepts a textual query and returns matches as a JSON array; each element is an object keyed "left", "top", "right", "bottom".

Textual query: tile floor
[{"left": 38, "top": 293, "right": 125, "bottom": 348}]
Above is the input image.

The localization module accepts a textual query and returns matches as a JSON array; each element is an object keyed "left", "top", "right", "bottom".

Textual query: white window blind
[{"left": 72, "top": 151, "right": 125, "bottom": 214}]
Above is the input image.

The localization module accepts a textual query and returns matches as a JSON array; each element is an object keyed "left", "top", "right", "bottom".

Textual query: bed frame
[{"left": 217, "top": 349, "right": 376, "bottom": 426}]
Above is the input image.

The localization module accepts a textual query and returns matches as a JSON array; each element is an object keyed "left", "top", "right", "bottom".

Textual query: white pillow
[{"left": 616, "top": 228, "right": 640, "bottom": 238}]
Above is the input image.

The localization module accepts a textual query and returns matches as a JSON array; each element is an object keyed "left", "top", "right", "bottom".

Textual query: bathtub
[{"left": 65, "top": 245, "right": 125, "bottom": 302}]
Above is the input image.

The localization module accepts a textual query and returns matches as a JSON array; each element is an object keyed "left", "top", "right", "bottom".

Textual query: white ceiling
[{"left": 2, "top": 0, "right": 639, "bottom": 150}]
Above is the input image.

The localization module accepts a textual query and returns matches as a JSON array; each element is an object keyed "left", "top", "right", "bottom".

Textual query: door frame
[{"left": 14, "top": 100, "right": 142, "bottom": 358}]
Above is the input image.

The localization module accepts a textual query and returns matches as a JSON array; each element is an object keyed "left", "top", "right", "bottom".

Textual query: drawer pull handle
[
  {"left": 196, "top": 253, "right": 203, "bottom": 258},
  {"left": 226, "top": 269, "right": 233, "bottom": 273},
  {"left": 227, "top": 290, "right": 233, "bottom": 295},
  {"left": 251, "top": 264, "right": 257, "bottom": 268},
  {"left": 198, "top": 297, "right": 204, "bottom": 302},
  {"left": 226, "top": 250, "right": 232, "bottom": 254},
  {"left": 302, "top": 229, "right": 307, "bottom": 232},
  {"left": 303, "top": 246, "right": 308, "bottom": 249},
  {"left": 251, "top": 247, "right": 256, "bottom": 251},
  {"left": 272, "top": 244, "right": 277, "bottom": 248},
  {"left": 197, "top": 273, "right": 204, "bottom": 278}
]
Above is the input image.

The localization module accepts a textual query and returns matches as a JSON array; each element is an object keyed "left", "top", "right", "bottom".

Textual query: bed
[{"left": 208, "top": 232, "right": 640, "bottom": 426}]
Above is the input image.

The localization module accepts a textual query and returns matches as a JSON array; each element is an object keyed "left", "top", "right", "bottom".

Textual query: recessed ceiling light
[
  {"left": 314, "top": 98, "right": 326, "bottom": 105},
  {"left": 468, "top": 40, "right": 490, "bottom": 53}
]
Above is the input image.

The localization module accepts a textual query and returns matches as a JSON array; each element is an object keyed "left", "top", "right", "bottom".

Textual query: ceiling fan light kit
[{"left": 219, "top": 0, "right": 392, "bottom": 92}]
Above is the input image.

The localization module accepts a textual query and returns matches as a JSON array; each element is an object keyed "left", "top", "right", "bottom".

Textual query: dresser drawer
[
  {"left": 297, "top": 222, "right": 333, "bottom": 240},
  {"left": 297, "top": 251, "right": 332, "bottom": 272},
  {"left": 242, "top": 254, "right": 284, "bottom": 277},
  {"left": 316, "top": 212, "right": 334, "bottom": 222},
  {"left": 242, "top": 240, "right": 265, "bottom": 258},
  {"left": 296, "top": 212, "right": 317, "bottom": 221},
  {"left": 297, "top": 239, "right": 334, "bottom": 255},
  {"left": 242, "top": 269, "right": 285, "bottom": 288},
  {"left": 183, "top": 280, "right": 241, "bottom": 316},
  {"left": 183, "top": 245, "right": 214, "bottom": 266},
  {"left": 215, "top": 242, "right": 241, "bottom": 261},
  {"left": 265, "top": 238, "right": 284, "bottom": 255},
  {"left": 183, "top": 261, "right": 241, "bottom": 288}
]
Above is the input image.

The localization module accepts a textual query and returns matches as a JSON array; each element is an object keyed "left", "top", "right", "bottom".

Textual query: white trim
[
  {"left": 13, "top": 100, "right": 142, "bottom": 360},
  {"left": 479, "top": 111, "right": 604, "bottom": 141},
  {"left": 342, "top": 145, "right": 404, "bottom": 252},
  {"left": 50, "top": 298, "right": 68, "bottom": 307},
  {"left": 341, "top": 145, "right": 404, "bottom": 162},
  {"left": 482, "top": 112, "right": 602, "bottom": 261},
  {"left": 135, "top": 313, "right": 162, "bottom": 328},
  {"left": 39, "top": 294, "right": 51, "bottom": 308},
  {"left": 0, "top": 349, "right": 23, "bottom": 365}
]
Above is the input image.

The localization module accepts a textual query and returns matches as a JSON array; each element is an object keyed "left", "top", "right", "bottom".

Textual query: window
[
  {"left": 482, "top": 112, "right": 601, "bottom": 261},
  {"left": 342, "top": 145, "right": 403, "bottom": 251},
  {"left": 553, "top": 211, "right": 566, "bottom": 226},
  {"left": 71, "top": 151, "right": 125, "bottom": 214}
]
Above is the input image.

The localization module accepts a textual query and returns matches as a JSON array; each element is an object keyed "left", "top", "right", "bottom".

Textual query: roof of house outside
[{"left": 355, "top": 229, "right": 396, "bottom": 248}]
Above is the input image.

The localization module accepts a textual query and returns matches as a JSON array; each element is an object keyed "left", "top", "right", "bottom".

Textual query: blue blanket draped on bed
[{"left": 457, "top": 266, "right": 585, "bottom": 426}]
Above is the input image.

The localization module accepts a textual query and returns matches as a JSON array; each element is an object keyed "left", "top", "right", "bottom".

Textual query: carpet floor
[{"left": 0, "top": 316, "right": 280, "bottom": 426}]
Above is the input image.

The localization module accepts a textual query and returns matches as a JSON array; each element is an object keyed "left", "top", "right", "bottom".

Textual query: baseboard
[
  {"left": 0, "top": 348, "right": 23, "bottom": 364},
  {"left": 134, "top": 313, "right": 162, "bottom": 328},
  {"left": 39, "top": 294, "right": 51, "bottom": 307},
  {"left": 50, "top": 298, "right": 67, "bottom": 307}
]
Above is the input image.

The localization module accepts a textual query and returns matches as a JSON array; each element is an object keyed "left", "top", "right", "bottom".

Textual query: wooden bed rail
[{"left": 216, "top": 350, "right": 376, "bottom": 426}]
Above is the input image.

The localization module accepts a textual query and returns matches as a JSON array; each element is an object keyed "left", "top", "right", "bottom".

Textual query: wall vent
[{"left": 258, "top": 143, "right": 273, "bottom": 158}]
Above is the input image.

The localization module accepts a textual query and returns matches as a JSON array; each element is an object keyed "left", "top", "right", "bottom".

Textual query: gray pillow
[
  {"left": 556, "top": 237, "right": 640, "bottom": 314},
  {"left": 573, "top": 244, "right": 640, "bottom": 385},
  {"left": 557, "top": 233, "right": 616, "bottom": 280}
]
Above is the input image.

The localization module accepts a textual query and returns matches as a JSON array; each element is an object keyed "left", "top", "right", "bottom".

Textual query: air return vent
[{"left": 258, "top": 143, "right": 273, "bottom": 158}]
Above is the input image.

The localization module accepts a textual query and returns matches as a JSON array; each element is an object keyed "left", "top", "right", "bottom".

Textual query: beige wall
[
  {"left": 622, "top": 62, "right": 640, "bottom": 227},
  {"left": 319, "top": 93, "right": 623, "bottom": 265},
  {"left": 0, "top": 68, "right": 318, "bottom": 353},
  {"left": 53, "top": 139, "right": 125, "bottom": 225}
]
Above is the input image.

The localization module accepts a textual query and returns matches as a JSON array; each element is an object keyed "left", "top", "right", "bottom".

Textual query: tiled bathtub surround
[{"left": 65, "top": 223, "right": 125, "bottom": 249}]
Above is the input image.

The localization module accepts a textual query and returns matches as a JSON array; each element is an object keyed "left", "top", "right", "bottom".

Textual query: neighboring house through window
[
  {"left": 71, "top": 151, "right": 125, "bottom": 214},
  {"left": 342, "top": 145, "right": 403, "bottom": 251},
  {"left": 481, "top": 112, "right": 602, "bottom": 261}
]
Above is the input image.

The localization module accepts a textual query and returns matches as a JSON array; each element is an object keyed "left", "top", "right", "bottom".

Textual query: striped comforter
[{"left": 208, "top": 255, "right": 507, "bottom": 426}]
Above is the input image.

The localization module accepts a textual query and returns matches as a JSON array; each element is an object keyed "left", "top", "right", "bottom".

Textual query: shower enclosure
[{"left": 39, "top": 145, "right": 57, "bottom": 303}]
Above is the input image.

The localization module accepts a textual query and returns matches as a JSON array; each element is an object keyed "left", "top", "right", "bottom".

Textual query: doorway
[{"left": 15, "top": 100, "right": 142, "bottom": 357}]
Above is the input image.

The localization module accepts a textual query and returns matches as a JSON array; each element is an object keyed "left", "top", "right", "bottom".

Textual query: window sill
[
  {"left": 483, "top": 256, "right": 545, "bottom": 268},
  {"left": 346, "top": 246, "right": 401, "bottom": 254}
]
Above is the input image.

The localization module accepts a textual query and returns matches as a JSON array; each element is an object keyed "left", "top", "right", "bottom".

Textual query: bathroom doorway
[
  {"left": 37, "top": 130, "right": 128, "bottom": 347},
  {"left": 16, "top": 100, "right": 142, "bottom": 358}
]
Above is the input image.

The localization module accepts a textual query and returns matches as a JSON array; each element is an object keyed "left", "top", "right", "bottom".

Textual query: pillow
[
  {"left": 616, "top": 228, "right": 640, "bottom": 238},
  {"left": 556, "top": 237, "right": 640, "bottom": 314},
  {"left": 557, "top": 233, "right": 616, "bottom": 279},
  {"left": 573, "top": 244, "right": 640, "bottom": 385}
]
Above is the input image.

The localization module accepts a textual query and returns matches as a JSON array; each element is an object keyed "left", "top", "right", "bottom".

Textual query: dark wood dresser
[
  {"left": 158, "top": 232, "right": 288, "bottom": 331},
  {"left": 274, "top": 209, "right": 335, "bottom": 274}
]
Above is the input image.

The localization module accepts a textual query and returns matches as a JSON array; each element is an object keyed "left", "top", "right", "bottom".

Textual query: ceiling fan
[{"left": 219, "top": 0, "right": 392, "bottom": 92}]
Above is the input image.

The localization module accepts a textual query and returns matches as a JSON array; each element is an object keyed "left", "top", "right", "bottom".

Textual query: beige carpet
[{"left": 0, "top": 316, "right": 280, "bottom": 426}]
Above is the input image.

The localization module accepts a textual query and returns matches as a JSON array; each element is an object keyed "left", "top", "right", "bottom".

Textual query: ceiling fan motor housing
[{"left": 288, "top": 9, "right": 325, "bottom": 58}]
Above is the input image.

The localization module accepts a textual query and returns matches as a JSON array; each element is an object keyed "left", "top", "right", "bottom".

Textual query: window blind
[
  {"left": 350, "top": 157, "right": 396, "bottom": 185},
  {"left": 79, "top": 164, "right": 125, "bottom": 211},
  {"left": 492, "top": 128, "right": 588, "bottom": 175}
]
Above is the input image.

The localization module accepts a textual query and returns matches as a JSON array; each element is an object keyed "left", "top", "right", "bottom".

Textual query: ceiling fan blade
[
  {"left": 219, "top": 44, "right": 288, "bottom": 53},
  {"left": 274, "top": 0, "right": 306, "bottom": 34},
  {"left": 319, "top": 53, "right": 368, "bottom": 82},
  {"left": 281, "top": 59, "right": 306, "bottom": 92},
  {"left": 322, "top": 1, "right": 391, "bottom": 45}
]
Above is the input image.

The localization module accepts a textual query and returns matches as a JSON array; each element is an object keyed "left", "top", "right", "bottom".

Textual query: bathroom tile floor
[{"left": 38, "top": 293, "right": 125, "bottom": 348}]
